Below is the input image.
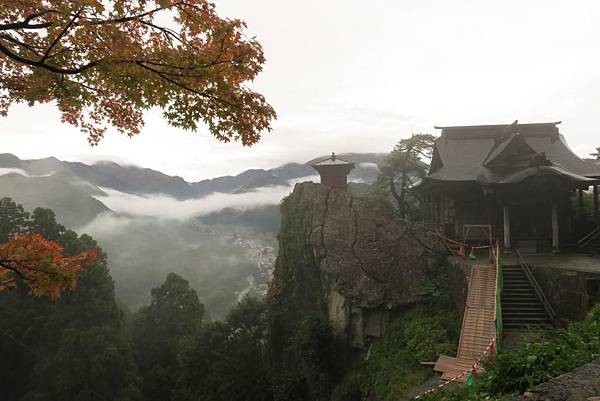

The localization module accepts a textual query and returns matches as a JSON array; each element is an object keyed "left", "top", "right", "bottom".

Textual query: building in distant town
[
  {"left": 416, "top": 121, "right": 600, "bottom": 252},
  {"left": 311, "top": 152, "right": 355, "bottom": 190}
]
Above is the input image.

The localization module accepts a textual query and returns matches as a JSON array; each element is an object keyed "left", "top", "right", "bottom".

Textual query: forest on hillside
[
  {"left": 0, "top": 198, "right": 273, "bottom": 401},
  {"left": 0, "top": 197, "right": 461, "bottom": 401},
  {"left": 2, "top": 189, "right": 600, "bottom": 401}
]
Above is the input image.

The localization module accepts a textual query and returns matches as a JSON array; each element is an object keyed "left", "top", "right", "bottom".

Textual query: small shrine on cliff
[{"left": 311, "top": 152, "right": 355, "bottom": 190}]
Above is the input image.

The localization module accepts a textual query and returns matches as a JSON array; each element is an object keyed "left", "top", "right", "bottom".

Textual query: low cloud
[
  {"left": 0, "top": 168, "right": 28, "bottom": 176},
  {"left": 78, "top": 212, "right": 134, "bottom": 236},
  {"left": 357, "top": 162, "right": 379, "bottom": 169},
  {"left": 0, "top": 168, "right": 56, "bottom": 178},
  {"left": 92, "top": 176, "right": 319, "bottom": 220},
  {"left": 76, "top": 211, "right": 272, "bottom": 316}
]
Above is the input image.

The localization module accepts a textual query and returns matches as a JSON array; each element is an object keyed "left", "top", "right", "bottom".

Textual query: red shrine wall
[{"left": 321, "top": 174, "right": 348, "bottom": 190}]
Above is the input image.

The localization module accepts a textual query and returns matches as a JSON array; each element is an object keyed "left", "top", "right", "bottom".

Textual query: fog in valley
[{"left": 0, "top": 156, "right": 342, "bottom": 317}]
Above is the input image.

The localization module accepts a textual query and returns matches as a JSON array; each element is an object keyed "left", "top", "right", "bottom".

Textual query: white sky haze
[{"left": 1, "top": 0, "right": 600, "bottom": 181}]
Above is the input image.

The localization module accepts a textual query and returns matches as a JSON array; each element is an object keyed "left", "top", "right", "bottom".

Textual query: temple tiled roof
[{"left": 424, "top": 122, "right": 600, "bottom": 186}]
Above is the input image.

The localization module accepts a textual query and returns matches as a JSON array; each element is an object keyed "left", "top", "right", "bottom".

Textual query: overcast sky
[{"left": 1, "top": 0, "right": 599, "bottom": 181}]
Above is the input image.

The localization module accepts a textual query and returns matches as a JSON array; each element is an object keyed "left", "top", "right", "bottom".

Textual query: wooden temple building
[{"left": 416, "top": 121, "right": 600, "bottom": 252}]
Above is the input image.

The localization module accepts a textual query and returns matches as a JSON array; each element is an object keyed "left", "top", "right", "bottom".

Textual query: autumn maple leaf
[
  {"left": 0, "top": 0, "right": 276, "bottom": 146},
  {"left": 0, "top": 233, "right": 96, "bottom": 300}
]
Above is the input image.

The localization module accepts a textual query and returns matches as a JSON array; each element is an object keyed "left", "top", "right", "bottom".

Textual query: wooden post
[
  {"left": 578, "top": 189, "right": 584, "bottom": 223},
  {"left": 594, "top": 185, "right": 599, "bottom": 227},
  {"left": 503, "top": 205, "right": 511, "bottom": 252},
  {"left": 552, "top": 202, "right": 560, "bottom": 252}
]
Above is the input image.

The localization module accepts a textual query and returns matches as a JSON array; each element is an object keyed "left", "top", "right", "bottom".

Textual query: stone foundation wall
[
  {"left": 531, "top": 266, "right": 600, "bottom": 322},
  {"left": 510, "top": 358, "right": 600, "bottom": 401}
]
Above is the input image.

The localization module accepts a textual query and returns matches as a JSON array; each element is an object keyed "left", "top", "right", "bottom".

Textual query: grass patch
[{"left": 364, "top": 264, "right": 461, "bottom": 401}]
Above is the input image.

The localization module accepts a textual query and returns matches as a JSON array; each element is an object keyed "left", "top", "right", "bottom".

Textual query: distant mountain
[
  {"left": 0, "top": 153, "right": 197, "bottom": 199},
  {"left": 0, "top": 152, "right": 384, "bottom": 200},
  {"left": 0, "top": 171, "right": 110, "bottom": 227},
  {"left": 584, "top": 158, "right": 600, "bottom": 166},
  {"left": 191, "top": 153, "right": 384, "bottom": 195}
]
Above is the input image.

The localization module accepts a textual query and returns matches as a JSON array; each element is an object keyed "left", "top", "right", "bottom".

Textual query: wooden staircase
[
  {"left": 579, "top": 226, "right": 600, "bottom": 256},
  {"left": 435, "top": 263, "right": 497, "bottom": 382},
  {"left": 583, "top": 235, "right": 600, "bottom": 256}
]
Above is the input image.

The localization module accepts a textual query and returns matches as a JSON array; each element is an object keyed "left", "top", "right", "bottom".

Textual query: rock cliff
[{"left": 267, "top": 182, "right": 440, "bottom": 350}]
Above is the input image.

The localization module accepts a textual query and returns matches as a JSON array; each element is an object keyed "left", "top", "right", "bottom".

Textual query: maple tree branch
[
  {"left": 141, "top": 52, "right": 246, "bottom": 71},
  {"left": 0, "top": 260, "right": 28, "bottom": 281},
  {"left": 0, "top": 257, "right": 68, "bottom": 278},
  {"left": 0, "top": 41, "right": 98, "bottom": 74},
  {"left": 23, "top": 9, "right": 60, "bottom": 23},
  {"left": 40, "top": 9, "right": 82, "bottom": 63},
  {"left": 0, "top": 21, "right": 53, "bottom": 31},
  {"left": 0, "top": 33, "right": 42, "bottom": 56},
  {"left": 68, "top": 79, "right": 106, "bottom": 94},
  {"left": 0, "top": 277, "right": 16, "bottom": 287},
  {"left": 139, "top": 20, "right": 185, "bottom": 48},
  {"left": 0, "top": 9, "right": 61, "bottom": 31},
  {"left": 83, "top": 5, "right": 177, "bottom": 25},
  {"left": 135, "top": 61, "right": 237, "bottom": 108}
]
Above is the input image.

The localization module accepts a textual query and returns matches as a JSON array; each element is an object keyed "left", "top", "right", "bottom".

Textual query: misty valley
[{"left": 0, "top": 153, "right": 381, "bottom": 318}]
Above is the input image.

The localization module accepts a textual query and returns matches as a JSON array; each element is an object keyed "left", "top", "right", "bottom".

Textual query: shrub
[{"left": 418, "top": 305, "right": 600, "bottom": 401}]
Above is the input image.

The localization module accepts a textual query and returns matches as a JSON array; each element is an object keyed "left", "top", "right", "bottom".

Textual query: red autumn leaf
[{"left": 0, "top": 233, "right": 96, "bottom": 300}]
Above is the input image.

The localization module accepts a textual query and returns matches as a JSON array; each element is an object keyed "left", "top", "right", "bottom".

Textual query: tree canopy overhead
[{"left": 0, "top": 0, "right": 276, "bottom": 145}]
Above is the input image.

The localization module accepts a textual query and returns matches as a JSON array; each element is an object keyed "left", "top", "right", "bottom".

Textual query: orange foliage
[
  {"left": 0, "top": 233, "right": 96, "bottom": 300},
  {"left": 0, "top": 0, "right": 276, "bottom": 145}
]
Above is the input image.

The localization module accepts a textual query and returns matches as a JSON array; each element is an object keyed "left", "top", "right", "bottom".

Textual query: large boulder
[{"left": 511, "top": 358, "right": 600, "bottom": 401}]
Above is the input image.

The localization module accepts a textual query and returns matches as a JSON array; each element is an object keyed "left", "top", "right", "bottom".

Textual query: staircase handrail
[
  {"left": 578, "top": 226, "right": 600, "bottom": 248},
  {"left": 515, "top": 249, "right": 558, "bottom": 325},
  {"left": 493, "top": 240, "right": 502, "bottom": 351}
]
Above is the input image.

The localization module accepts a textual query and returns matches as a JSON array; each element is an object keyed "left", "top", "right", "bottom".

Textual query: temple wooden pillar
[
  {"left": 578, "top": 189, "right": 584, "bottom": 224},
  {"left": 552, "top": 202, "right": 560, "bottom": 252},
  {"left": 594, "top": 185, "right": 599, "bottom": 227},
  {"left": 503, "top": 205, "right": 511, "bottom": 251}
]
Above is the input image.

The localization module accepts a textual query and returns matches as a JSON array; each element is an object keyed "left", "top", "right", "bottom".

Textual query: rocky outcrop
[
  {"left": 511, "top": 358, "right": 600, "bottom": 401},
  {"left": 267, "top": 182, "right": 440, "bottom": 350}
]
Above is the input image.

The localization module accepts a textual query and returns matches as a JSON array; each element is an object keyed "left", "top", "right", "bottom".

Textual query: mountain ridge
[{"left": 0, "top": 152, "right": 384, "bottom": 200}]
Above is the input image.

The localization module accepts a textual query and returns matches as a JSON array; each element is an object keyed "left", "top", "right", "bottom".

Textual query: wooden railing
[
  {"left": 578, "top": 226, "right": 600, "bottom": 249},
  {"left": 493, "top": 240, "right": 502, "bottom": 352},
  {"left": 515, "top": 249, "right": 558, "bottom": 325}
]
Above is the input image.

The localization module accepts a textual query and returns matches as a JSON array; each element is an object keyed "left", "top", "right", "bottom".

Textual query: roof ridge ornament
[{"left": 529, "top": 152, "right": 553, "bottom": 169}]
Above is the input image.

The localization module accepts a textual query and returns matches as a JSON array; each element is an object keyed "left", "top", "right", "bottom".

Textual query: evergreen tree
[
  {"left": 0, "top": 198, "right": 142, "bottom": 400},
  {"left": 174, "top": 297, "right": 272, "bottom": 401},
  {"left": 0, "top": 197, "right": 29, "bottom": 242},
  {"left": 132, "top": 273, "right": 205, "bottom": 401},
  {"left": 375, "top": 134, "right": 436, "bottom": 219}
]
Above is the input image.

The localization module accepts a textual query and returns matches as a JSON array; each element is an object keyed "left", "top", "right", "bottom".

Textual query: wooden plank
[{"left": 435, "top": 262, "right": 498, "bottom": 383}]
